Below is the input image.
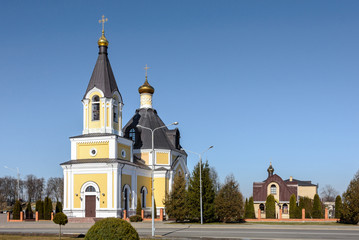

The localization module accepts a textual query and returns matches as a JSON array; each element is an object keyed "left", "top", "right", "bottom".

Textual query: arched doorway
[
  {"left": 81, "top": 182, "right": 100, "bottom": 218},
  {"left": 122, "top": 185, "right": 131, "bottom": 213}
]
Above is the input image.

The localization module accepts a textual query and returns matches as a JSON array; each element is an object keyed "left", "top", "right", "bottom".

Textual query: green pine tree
[
  {"left": 244, "top": 198, "right": 249, "bottom": 219},
  {"left": 44, "top": 197, "right": 53, "bottom": 220},
  {"left": 36, "top": 200, "right": 44, "bottom": 220},
  {"left": 340, "top": 170, "right": 359, "bottom": 224},
  {"left": 214, "top": 174, "right": 244, "bottom": 222},
  {"left": 12, "top": 200, "right": 22, "bottom": 220},
  {"left": 136, "top": 198, "right": 142, "bottom": 216},
  {"left": 312, "top": 194, "right": 322, "bottom": 219},
  {"left": 248, "top": 197, "right": 255, "bottom": 219},
  {"left": 187, "top": 161, "right": 216, "bottom": 222},
  {"left": 55, "top": 201, "right": 63, "bottom": 213},
  {"left": 265, "top": 195, "right": 275, "bottom": 219},
  {"left": 289, "top": 194, "right": 297, "bottom": 219},
  {"left": 164, "top": 171, "right": 189, "bottom": 222},
  {"left": 335, "top": 195, "right": 342, "bottom": 219}
]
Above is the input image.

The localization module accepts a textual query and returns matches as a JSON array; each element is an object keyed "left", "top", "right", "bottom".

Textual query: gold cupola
[
  {"left": 138, "top": 76, "right": 155, "bottom": 94},
  {"left": 98, "top": 30, "right": 109, "bottom": 47},
  {"left": 139, "top": 65, "right": 154, "bottom": 109}
]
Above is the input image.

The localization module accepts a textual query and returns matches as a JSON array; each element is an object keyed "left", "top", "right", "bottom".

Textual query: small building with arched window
[{"left": 253, "top": 163, "right": 318, "bottom": 219}]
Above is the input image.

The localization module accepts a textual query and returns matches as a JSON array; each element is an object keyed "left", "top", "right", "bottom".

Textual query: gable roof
[
  {"left": 84, "top": 46, "right": 121, "bottom": 99},
  {"left": 253, "top": 174, "right": 297, "bottom": 202}
]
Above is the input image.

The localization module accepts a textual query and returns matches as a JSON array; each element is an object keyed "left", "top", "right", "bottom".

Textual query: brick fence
[{"left": 246, "top": 208, "right": 338, "bottom": 222}]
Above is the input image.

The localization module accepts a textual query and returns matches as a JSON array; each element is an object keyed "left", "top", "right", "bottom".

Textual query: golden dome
[
  {"left": 138, "top": 77, "right": 155, "bottom": 94},
  {"left": 98, "top": 30, "right": 109, "bottom": 47}
]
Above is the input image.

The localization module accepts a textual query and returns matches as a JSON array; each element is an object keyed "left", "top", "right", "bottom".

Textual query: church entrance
[{"left": 85, "top": 195, "right": 96, "bottom": 217}]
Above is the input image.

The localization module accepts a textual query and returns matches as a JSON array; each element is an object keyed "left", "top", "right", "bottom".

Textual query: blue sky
[{"left": 0, "top": 0, "right": 358, "bottom": 198}]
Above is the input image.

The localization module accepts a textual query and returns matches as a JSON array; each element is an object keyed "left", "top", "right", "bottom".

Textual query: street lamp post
[
  {"left": 137, "top": 121, "right": 178, "bottom": 237},
  {"left": 182, "top": 146, "right": 213, "bottom": 224},
  {"left": 4, "top": 166, "right": 20, "bottom": 200}
]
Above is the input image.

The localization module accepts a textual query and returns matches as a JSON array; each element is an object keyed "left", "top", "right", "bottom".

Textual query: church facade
[
  {"left": 253, "top": 163, "right": 318, "bottom": 219},
  {"left": 61, "top": 28, "right": 188, "bottom": 218}
]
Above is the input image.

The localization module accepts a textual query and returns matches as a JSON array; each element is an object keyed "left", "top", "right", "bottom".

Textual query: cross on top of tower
[
  {"left": 99, "top": 15, "right": 108, "bottom": 33},
  {"left": 144, "top": 64, "right": 150, "bottom": 77}
]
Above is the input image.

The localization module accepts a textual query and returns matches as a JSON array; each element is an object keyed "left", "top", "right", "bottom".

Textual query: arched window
[
  {"left": 85, "top": 186, "right": 96, "bottom": 192},
  {"left": 283, "top": 203, "right": 288, "bottom": 214},
  {"left": 92, "top": 95, "right": 100, "bottom": 121},
  {"left": 270, "top": 184, "right": 277, "bottom": 194},
  {"left": 141, "top": 187, "right": 147, "bottom": 208},
  {"left": 129, "top": 128, "right": 136, "bottom": 142},
  {"left": 260, "top": 203, "right": 265, "bottom": 213},
  {"left": 113, "top": 98, "right": 118, "bottom": 123}
]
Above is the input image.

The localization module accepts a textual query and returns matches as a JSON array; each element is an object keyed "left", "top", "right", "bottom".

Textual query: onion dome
[
  {"left": 138, "top": 76, "right": 155, "bottom": 94},
  {"left": 267, "top": 162, "right": 274, "bottom": 177},
  {"left": 98, "top": 30, "right": 109, "bottom": 47}
]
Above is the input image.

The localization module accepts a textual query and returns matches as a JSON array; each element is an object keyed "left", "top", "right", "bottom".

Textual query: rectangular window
[
  {"left": 113, "top": 105, "right": 118, "bottom": 123},
  {"left": 92, "top": 103, "right": 100, "bottom": 121}
]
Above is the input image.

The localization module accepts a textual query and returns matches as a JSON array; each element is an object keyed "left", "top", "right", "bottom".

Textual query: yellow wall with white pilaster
[
  {"left": 77, "top": 142, "right": 109, "bottom": 159},
  {"left": 137, "top": 175, "right": 152, "bottom": 207},
  {"left": 153, "top": 177, "right": 167, "bottom": 207}
]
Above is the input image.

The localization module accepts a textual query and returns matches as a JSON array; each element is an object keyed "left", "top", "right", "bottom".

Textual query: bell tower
[{"left": 82, "top": 16, "right": 123, "bottom": 136}]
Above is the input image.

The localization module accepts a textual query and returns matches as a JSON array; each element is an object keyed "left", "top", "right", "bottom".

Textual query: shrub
[
  {"left": 129, "top": 215, "right": 143, "bottom": 222},
  {"left": 136, "top": 198, "right": 142, "bottom": 216},
  {"left": 25, "top": 201, "right": 33, "bottom": 219},
  {"left": 312, "top": 194, "right": 322, "bottom": 219},
  {"left": 335, "top": 195, "right": 342, "bottom": 219},
  {"left": 85, "top": 218, "right": 139, "bottom": 240},
  {"left": 289, "top": 194, "right": 297, "bottom": 219},
  {"left": 36, "top": 200, "right": 44, "bottom": 220},
  {"left": 247, "top": 197, "right": 255, "bottom": 219},
  {"left": 53, "top": 212, "right": 68, "bottom": 240},
  {"left": 56, "top": 201, "right": 63, "bottom": 213},
  {"left": 12, "top": 200, "right": 22, "bottom": 220},
  {"left": 265, "top": 195, "right": 275, "bottom": 219},
  {"left": 44, "top": 197, "right": 53, "bottom": 220}
]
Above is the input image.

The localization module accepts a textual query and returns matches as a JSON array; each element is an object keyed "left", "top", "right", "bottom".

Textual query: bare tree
[
  {"left": 210, "top": 167, "right": 220, "bottom": 194},
  {"left": 1, "top": 176, "right": 17, "bottom": 203},
  {"left": 46, "top": 177, "right": 64, "bottom": 202},
  {"left": 320, "top": 185, "right": 338, "bottom": 202},
  {"left": 25, "top": 175, "right": 45, "bottom": 202}
]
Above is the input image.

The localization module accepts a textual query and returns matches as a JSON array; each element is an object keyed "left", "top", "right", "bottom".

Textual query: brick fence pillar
[
  {"left": 20, "top": 211, "right": 24, "bottom": 221},
  {"left": 325, "top": 208, "right": 328, "bottom": 220},
  {"left": 279, "top": 208, "right": 282, "bottom": 220},
  {"left": 258, "top": 209, "right": 261, "bottom": 220},
  {"left": 160, "top": 209, "right": 163, "bottom": 221},
  {"left": 51, "top": 212, "right": 54, "bottom": 221},
  {"left": 35, "top": 211, "right": 39, "bottom": 221},
  {"left": 302, "top": 208, "right": 305, "bottom": 220},
  {"left": 141, "top": 210, "right": 144, "bottom": 219},
  {"left": 7, "top": 212, "right": 10, "bottom": 222},
  {"left": 123, "top": 210, "right": 127, "bottom": 220}
]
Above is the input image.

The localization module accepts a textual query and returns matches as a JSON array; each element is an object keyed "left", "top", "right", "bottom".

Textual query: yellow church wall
[
  {"left": 138, "top": 152, "right": 149, "bottom": 165},
  {"left": 156, "top": 152, "right": 169, "bottom": 165},
  {"left": 267, "top": 182, "right": 280, "bottom": 201},
  {"left": 122, "top": 174, "right": 131, "bottom": 188},
  {"left": 298, "top": 186, "right": 317, "bottom": 199},
  {"left": 137, "top": 175, "right": 152, "bottom": 207},
  {"left": 73, "top": 173, "right": 107, "bottom": 209},
  {"left": 118, "top": 143, "right": 131, "bottom": 161},
  {"left": 77, "top": 142, "right": 109, "bottom": 159},
  {"left": 154, "top": 177, "right": 167, "bottom": 207},
  {"left": 88, "top": 91, "right": 102, "bottom": 129}
]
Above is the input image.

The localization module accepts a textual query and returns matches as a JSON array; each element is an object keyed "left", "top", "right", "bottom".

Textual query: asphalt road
[{"left": 1, "top": 214, "right": 359, "bottom": 239}]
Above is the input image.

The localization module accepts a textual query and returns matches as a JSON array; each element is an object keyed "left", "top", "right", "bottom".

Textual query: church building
[
  {"left": 253, "top": 163, "right": 318, "bottom": 219},
  {"left": 61, "top": 25, "right": 189, "bottom": 218}
]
